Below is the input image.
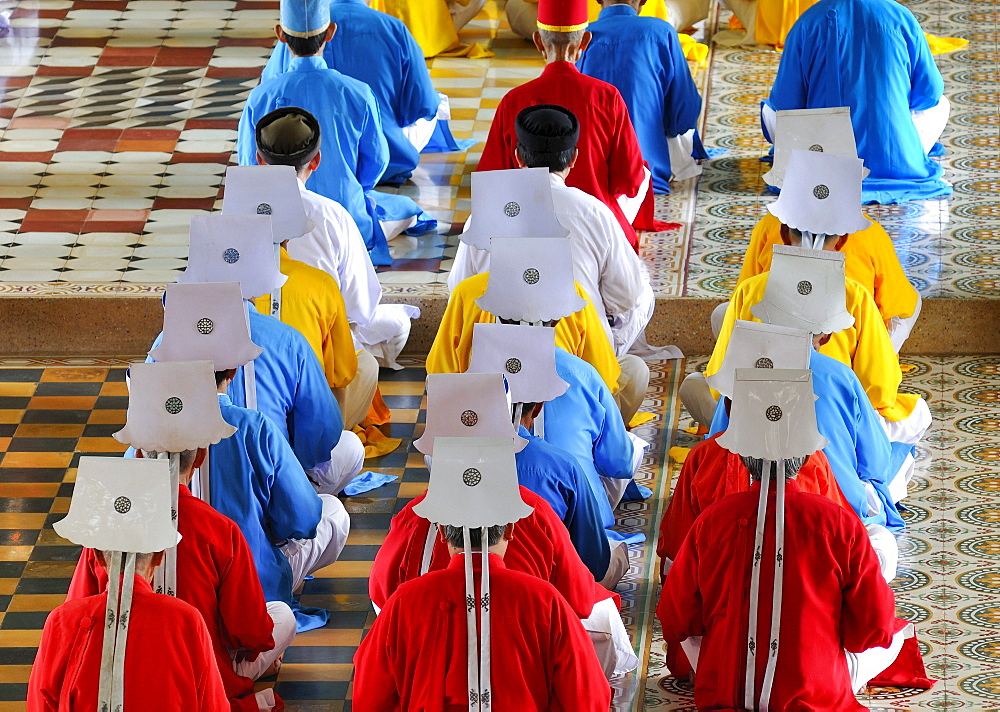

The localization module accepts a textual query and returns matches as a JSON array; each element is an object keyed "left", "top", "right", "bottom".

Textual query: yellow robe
[
  {"left": 254, "top": 247, "right": 358, "bottom": 391},
  {"left": 426, "top": 272, "right": 621, "bottom": 393},
  {"left": 371, "top": 0, "right": 493, "bottom": 58},
  {"left": 706, "top": 272, "right": 918, "bottom": 422},
  {"left": 738, "top": 213, "right": 919, "bottom": 326}
]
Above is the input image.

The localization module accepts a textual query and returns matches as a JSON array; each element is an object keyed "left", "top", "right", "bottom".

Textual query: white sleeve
[{"left": 596, "top": 204, "right": 647, "bottom": 319}]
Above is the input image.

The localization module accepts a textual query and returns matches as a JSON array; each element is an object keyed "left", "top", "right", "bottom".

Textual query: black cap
[
  {"left": 515, "top": 104, "right": 580, "bottom": 154},
  {"left": 255, "top": 106, "right": 321, "bottom": 167}
]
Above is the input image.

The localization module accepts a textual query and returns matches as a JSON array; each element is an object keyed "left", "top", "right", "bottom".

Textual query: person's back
[
  {"left": 578, "top": 5, "right": 701, "bottom": 193},
  {"left": 262, "top": 0, "right": 439, "bottom": 183},
  {"left": 355, "top": 556, "right": 611, "bottom": 711},
  {"left": 658, "top": 483, "right": 896, "bottom": 710},
  {"left": 67, "top": 486, "right": 281, "bottom": 711},
  {"left": 29, "top": 577, "right": 228, "bottom": 711},
  {"left": 768, "top": 0, "right": 948, "bottom": 201}
]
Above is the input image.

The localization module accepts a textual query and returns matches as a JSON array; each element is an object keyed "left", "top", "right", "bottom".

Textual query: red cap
[{"left": 536, "top": 0, "right": 588, "bottom": 32}]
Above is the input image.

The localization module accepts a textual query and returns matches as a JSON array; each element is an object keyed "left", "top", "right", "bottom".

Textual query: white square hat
[
  {"left": 54, "top": 456, "right": 181, "bottom": 553},
  {"left": 763, "top": 107, "right": 869, "bottom": 188},
  {"left": 114, "top": 361, "right": 237, "bottom": 453},
  {"left": 412, "top": 436, "right": 533, "bottom": 528},
  {"left": 149, "top": 282, "right": 264, "bottom": 370},
  {"left": 767, "top": 150, "right": 871, "bottom": 237},
  {"left": 705, "top": 320, "right": 812, "bottom": 398},
  {"left": 222, "top": 165, "right": 309, "bottom": 244},
  {"left": 461, "top": 167, "right": 569, "bottom": 250},
  {"left": 177, "top": 214, "right": 286, "bottom": 299},
  {"left": 475, "top": 237, "right": 587, "bottom": 323},
  {"left": 716, "top": 369, "right": 828, "bottom": 461},
  {"left": 467, "top": 323, "right": 569, "bottom": 404},
  {"left": 413, "top": 373, "right": 528, "bottom": 456},
  {"left": 751, "top": 245, "right": 855, "bottom": 335}
]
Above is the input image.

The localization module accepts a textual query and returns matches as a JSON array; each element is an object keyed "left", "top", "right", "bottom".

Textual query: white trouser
[
  {"left": 448, "top": 0, "right": 487, "bottom": 29},
  {"left": 280, "top": 494, "right": 351, "bottom": 589},
  {"left": 599, "top": 540, "right": 630, "bottom": 590},
  {"left": 615, "top": 353, "right": 651, "bottom": 425},
  {"left": 663, "top": 0, "right": 711, "bottom": 31},
  {"left": 846, "top": 623, "right": 913, "bottom": 692},
  {"left": 887, "top": 452, "right": 915, "bottom": 504},
  {"left": 711, "top": 301, "right": 728, "bottom": 339},
  {"left": 306, "top": 430, "right": 365, "bottom": 496},
  {"left": 866, "top": 523, "right": 899, "bottom": 583},
  {"left": 581, "top": 597, "right": 640, "bottom": 678},
  {"left": 612, "top": 283, "right": 655, "bottom": 357},
  {"left": 912, "top": 96, "right": 950, "bottom": 155},
  {"left": 678, "top": 371, "right": 718, "bottom": 428},
  {"left": 877, "top": 396, "right": 931, "bottom": 445},
  {"left": 616, "top": 166, "right": 651, "bottom": 226},
  {"left": 888, "top": 293, "right": 922, "bottom": 353},
  {"left": 338, "top": 348, "right": 379, "bottom": 431},
  {"left": 354, "top": 304, "right": 419, "bottom": 370},
  {"left": 505, "top": 0, "right": 537, "bottom": 39},
  {"left": 667, "top": 129, "right": 703, "bottom": 181},
  {"left": 720, "top": 0, "right": 757, "bottom": 41},
  {"left": 233, "top": 600, "right": 297, "bottom": 676},
  {"left": 603, "top": 476, "right": 631, "bottom": 511},
  {"left": 380, "top": 215, "right": 418, "bottom": 241},
  {"left": 402, "top": 92, "right": 451, "bottom": 154}
]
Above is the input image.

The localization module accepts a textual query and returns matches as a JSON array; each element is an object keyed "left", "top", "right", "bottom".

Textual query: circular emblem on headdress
[
  {"left": 164, "top": 397, "right": 184, "bottom": 415},
  {"left": 462, "top": 468, "right": 482, "bottom": 487},
  {"left": 503, "top": 201, "right": 521, "bottom": 218},
  {"left": 223, "top": 248, "right": 240, "bottom": 264},
  {"left": 460, "top": 409, "right": 479, "bottom": 427},
  {"left": 755, "top": 357, "right": 774, "bottom": 369},
  {"left": 505, "top": 358, "right": 522, "bottom": 374},
  {"left": 256, "top": 202, "right": 272, "bottom": 215},
  {"left": 797, "top": 280, "right": 813, "bottom": 295},
  {"left": 765, "top": 405, "right": 783, "bottom": 422},
  {"left": 523, "top": 268, "right": 540, "bottom": 285},
  {"left": 812, "top": 184, "right": 830, "bottom": 200},
  {"left": 196, "top": 317, "right": 214, "bottom": 335},
  {"left": 808, "top": 144, "right": 824, "bottom": 152},
  {"left": 114, "top": 496, "right": 132, "bottom": 514}
]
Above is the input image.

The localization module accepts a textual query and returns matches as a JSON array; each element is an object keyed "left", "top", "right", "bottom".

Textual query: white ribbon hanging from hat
[
  {"left": 54, "top": 456, "right": 179, "bottom": 711},
  {"left": 413, "top": 437, "right": 533, "bottom": 712},
  {"left": 476, "top": 237, "right": 586, "bottom": 324},
  {"left": 461, "top": 167, "right": 569, "bottom": 251},
  {"left": 705, "top": 320, "right": 812, "bottom": 399},
  {"left": 467, "top": 323, "right": 569, "bottom": 404},
  {"left": 763, "top": 107, "right": 870, "bottom": 188},
  {"left": 751, "top": 245, "right": 856, "bottom": 336},
  {"left": 716, "top": 369, "right": 826, "bottom": 711},
  {"left": 766, "top": 149, "right": 871, "bottom": 239}
]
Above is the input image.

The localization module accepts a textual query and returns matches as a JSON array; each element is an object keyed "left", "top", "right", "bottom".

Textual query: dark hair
[
  {"left": 442, "top": 524, "right": 507, "bottom": 549},
  {"left": 517, "top": 141, "right": 575, "bottom": 173},
  {"left": 740, "top": 456, "right": 808, "bottom": 481},
  {"left": 285, "top": 32, "right": 326, "bottom": 57},
  {"left": 215, "top": 369, "right": 232, "bottom": 387},
  {"left": 513, "top": 402, "right": 540, "bottom": 423},
  {"left": 178, "top": 448, "right": 200, "bottom": 475}
]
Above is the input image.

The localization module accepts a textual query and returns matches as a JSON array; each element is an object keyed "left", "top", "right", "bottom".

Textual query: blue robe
[
  {"left": 262, "top": 0, "right": 439, "bottom": 184},
  {"left": 148, "top": 304, "right": 343, "bottom": 472},
  {"left": 211, "top": 395, "right": 328, "bottom": 632},
  {"left": 577, "top": 4, "right": 704, "bottom": 194},
  {"left": 237, "top": 55, "right": 393, "bottom": 264},
  {"left": 544, "top": 348, "right": 634, "bottom": 530},
  {"left": 709, "top": 350, "right": 905, "bottom": 530},
  {"left": 516, "top": 426, "right": 611, "bottom": 581},
  {"left": 765, "top": 0, "right": 950, "bottom": 204}
]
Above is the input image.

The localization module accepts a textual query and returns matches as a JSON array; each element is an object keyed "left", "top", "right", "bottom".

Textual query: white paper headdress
[
  {"left": 114, "top": 361, "right": 236, "bottom": 452},
  {"left": 767, "top": 150, "right": 871, "bottom": 238},
  {"left": 149, "top": 282, "right": 263, "bottom": 369},
  {"left": 177, "top": 214, "right": 285, "bottom": 299},
  {"left": 764, "top": 107, "right": 869, "bottom": 188},
  {"left": 222, "top": 165, "right": 309, "bottom": 244},
  {"left": 705, "top": 321, "right": 812, "bottom": 399},
  {"left": 413, "top": 373, "right": 527, "bottom": 455},
  {"left": 475, "top": 237, "right": 586, "bottom": 323},
  {"left": 461, "top": 167, "right": 569, "bottom": 250},
  {"left": 467, "top": 323, "right": 569, "bottom": 404},
  {"left": 751, "top": 245, "right": 855, "bottom": 335}
]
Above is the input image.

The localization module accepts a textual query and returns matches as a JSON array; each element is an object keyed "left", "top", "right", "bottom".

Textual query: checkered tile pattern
[{"left": 0, "top": 359, "right": 681, "bottom": 710}]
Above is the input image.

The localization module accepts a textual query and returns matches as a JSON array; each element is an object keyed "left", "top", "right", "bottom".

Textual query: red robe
[
  {"left": 354, "top": 553, "right": 612, "bottom": 711},
  {"left": 658, "top": 433, "right": 852, "bottom": 568},
  {"left": 67, "top": 486, "right": 278, "bottom": 712},
  {"left": 369, "top": 485, "right": 616, "bottom": 619},
  {"left": 658, "top": 481, "right": 897, "bottom": 711},
  {"left": 477, "top": 61, "right": 647, "bottom": 250},
  {"left": 28, "top": 575, "right": 230, "bottom": 711}
]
